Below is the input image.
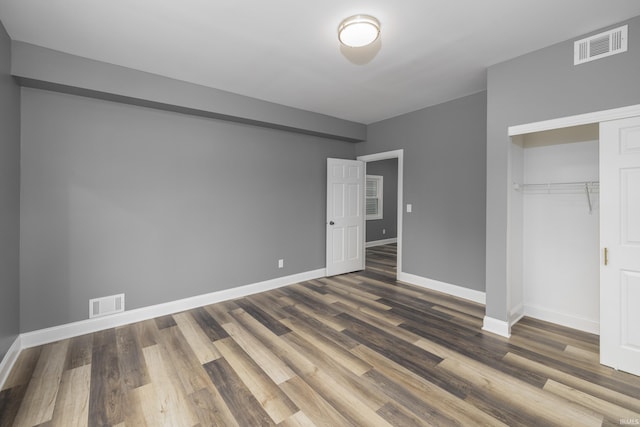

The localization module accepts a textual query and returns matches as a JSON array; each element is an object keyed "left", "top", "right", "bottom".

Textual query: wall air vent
[
  {"left": 574, "top": 25, "right": 628, "bottom": 65},
  {"left": 89, "top": 293, "right": 125, "bottom": 318}
]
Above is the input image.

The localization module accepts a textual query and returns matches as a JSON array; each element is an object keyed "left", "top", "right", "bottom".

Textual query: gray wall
[
  {"left": 0, "top": 20, "right": 20, "bottom": 360},
  {"left": 486, "top": 15, "right": 640, "bottom": 321},
  {"left": 20, "top": 88, "right": 355, "bottom": 332},
  {"left": 358, "top": 92, "right": 487, "bottom": 291},
  {"left": 365, "top": 158, "right": 397, "bottom": 242}
]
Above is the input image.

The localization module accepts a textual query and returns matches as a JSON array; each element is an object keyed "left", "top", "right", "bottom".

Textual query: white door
[
  {"left": 326, "top": 158, "right": 365, "bottom": 276},
  {"left": 600, "top": 116, "right": 640, "bottom": 376}
]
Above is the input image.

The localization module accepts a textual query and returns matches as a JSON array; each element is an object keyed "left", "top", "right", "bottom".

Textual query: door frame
[
  {"left": 357, "top": 149, "right": 404, "bottom": 277},
  {"left": 498, "top": 104, "right": 640, "bottom": 344}
]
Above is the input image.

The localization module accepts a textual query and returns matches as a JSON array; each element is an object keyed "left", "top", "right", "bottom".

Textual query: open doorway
[
  {"left": 364, "top": 158, "right": 398, "bottom": 277},
  {"left": 357, "top": 150, "right": 404, "bottom": 279}
]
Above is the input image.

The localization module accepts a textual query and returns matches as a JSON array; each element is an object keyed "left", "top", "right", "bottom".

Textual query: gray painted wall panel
[
  {"left": 0, "top": 20, "right": 20, "bottom": 360},
  {"left": 486, "top": 15, "right": 640, "bottom": 320},
  {"left": 365, "top": 159, "right": 397, "bottom": 242},
  {"left": 20, "top": 88, "right": 355, "bottom": 332},
  {"left": 357, "top": 92, "right": 487, "bottom": 291}
]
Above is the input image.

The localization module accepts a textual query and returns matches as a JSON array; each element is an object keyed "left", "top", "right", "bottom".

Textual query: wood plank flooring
[{"left": 2, "top": 244, "right": 640, "bottom": 426}]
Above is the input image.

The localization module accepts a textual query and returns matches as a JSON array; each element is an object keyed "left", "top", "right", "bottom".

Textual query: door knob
[{"left": 329, "top": 221, "right": 335, "bottom": 225}]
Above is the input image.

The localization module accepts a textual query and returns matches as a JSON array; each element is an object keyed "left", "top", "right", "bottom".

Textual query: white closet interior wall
[{"left": 520, "top": 123, "right": 600, "bottom": 334}]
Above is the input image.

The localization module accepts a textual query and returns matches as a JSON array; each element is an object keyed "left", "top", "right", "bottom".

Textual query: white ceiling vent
[
  {"left": 574, "top": 25, "right": 628, "bottom": 65},
  {"left": 89, "top": 293, "right": 125, "bottom": 318}
]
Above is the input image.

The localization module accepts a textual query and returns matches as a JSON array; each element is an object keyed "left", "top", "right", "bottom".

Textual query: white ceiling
[{"left": 1, "top": 1, "right": 640, "bottom": 124}]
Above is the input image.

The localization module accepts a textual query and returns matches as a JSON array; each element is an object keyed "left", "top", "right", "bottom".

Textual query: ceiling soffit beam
[{"left": 10, "top": 41, "right": 366, "bottom": 143}]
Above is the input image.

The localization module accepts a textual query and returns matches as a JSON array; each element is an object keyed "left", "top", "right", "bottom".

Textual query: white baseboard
[
  {"left": 365, "top": 238, "right": 398, "bottom": 248},
  {"left": 20, "top": 268, "right": 326, "bottom": 349},
  {"left": 482, "top": 316, "right": 511, "bottom": 338},
  {"left": 524, "top": 304, "right": 599, "bottom": 335},
  {"left": 397, "top": 272, "right": 486, "bottom": 305},
  {"left": 0, "top": 335, "right": 22, "bottom": 390}
]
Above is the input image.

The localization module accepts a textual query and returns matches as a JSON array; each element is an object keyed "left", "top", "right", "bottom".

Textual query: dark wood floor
[{"left": 1, "top": 244, "right": 639, "bottom": 426}]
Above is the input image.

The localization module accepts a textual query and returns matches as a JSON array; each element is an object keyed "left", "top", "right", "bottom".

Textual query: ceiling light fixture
[{"left": 338, "top": 15, "right": 380, "bottom": 48}]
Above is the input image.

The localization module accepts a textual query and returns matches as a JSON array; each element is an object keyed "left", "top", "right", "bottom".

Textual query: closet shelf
[
  {"left": 514, "top": 181, "right": 599, "bottom": 193},
  {"left": 513, "top": 181, "right": 599, "bottom": 213}
]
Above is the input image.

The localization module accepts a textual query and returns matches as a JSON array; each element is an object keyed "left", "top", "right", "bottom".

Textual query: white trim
[
  {"left": 510, "top": 303, "right": 525, "bottom": 326},
  {"left": 397, "top": 272, "right": 486, "bottom": 305},
  {"left": 508, "top": 104, "right": 640, "bottom": 136},
  {"left": 358, "top": 149, "right": 404, "bottom": 276},
  {"left": 524, "top": 304, "right": 599, "bottom": 335},
  {"left": 0, "top": 335, "right": 22, "bottom": 390},
  {"left": 20, "top": 268, "right": 326, "bottom": 349},
  {"left": 365, "top": 238, "right": 398, "bottom": 248},
  {"left": 482, "top": 316, "right": 511, "bottom": 338}
]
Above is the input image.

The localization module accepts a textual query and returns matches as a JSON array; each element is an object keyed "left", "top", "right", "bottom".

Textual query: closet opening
[{"left": 509, "top": 123, "right": 600, "bottom": 334}]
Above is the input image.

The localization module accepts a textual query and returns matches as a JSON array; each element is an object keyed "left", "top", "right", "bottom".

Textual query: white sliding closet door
[{"left": 600, "top": 116, "right": 640, "bottom": 376}]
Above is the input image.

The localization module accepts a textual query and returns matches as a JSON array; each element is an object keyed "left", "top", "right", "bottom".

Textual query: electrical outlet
[
  {"left": 382, "top": 228, "right": 386, "bottom": 235},
  {"left": 406, "top": 203, "right": 412, "bottom": 213},
  {"left": 278, "top": 259, "right": 284, "bottom": 269}
]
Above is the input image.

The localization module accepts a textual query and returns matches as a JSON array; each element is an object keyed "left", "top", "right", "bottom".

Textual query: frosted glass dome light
[{"left": 338, "top": 15, "right": 381, "bottom": 48}]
